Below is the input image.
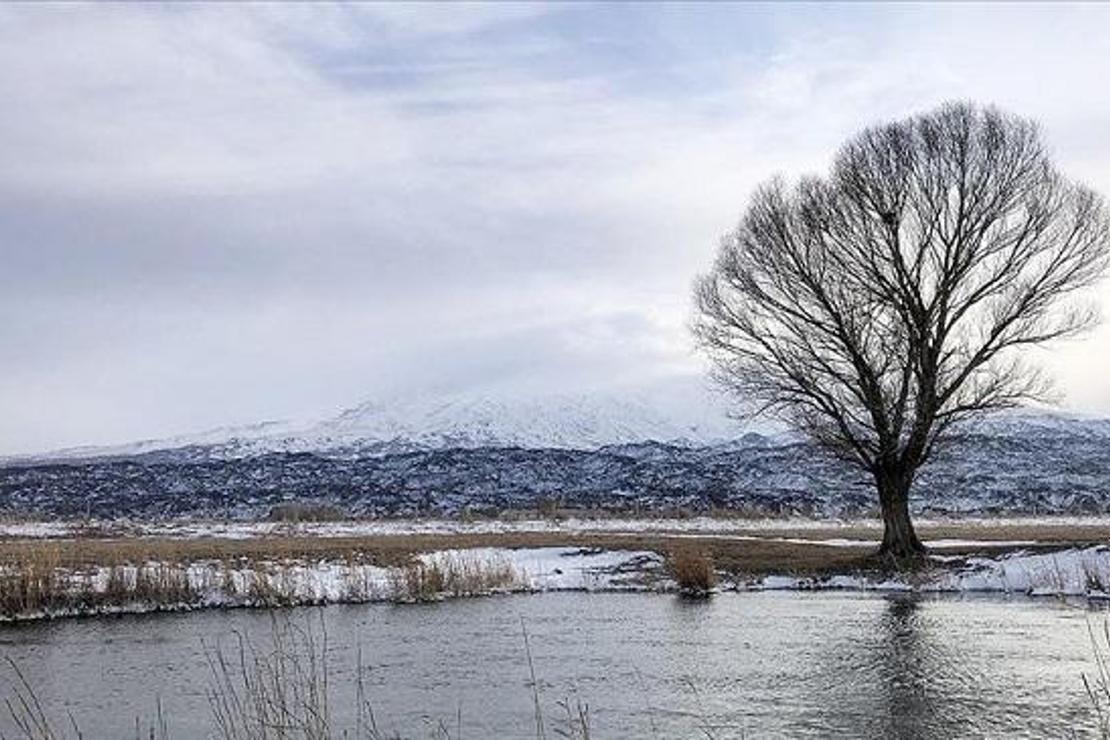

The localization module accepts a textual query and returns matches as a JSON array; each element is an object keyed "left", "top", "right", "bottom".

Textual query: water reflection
[
  {"left": 804, "top": 594, "right": 983, "bottom": 738},
  {"left": 875, "top": 595, "right": 953, "bottom": 740}
]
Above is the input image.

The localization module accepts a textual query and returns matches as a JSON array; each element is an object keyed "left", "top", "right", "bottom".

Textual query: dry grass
[
  {"left": 1083, "top": 557, "right": 1110, "bottom": 595},
  {"left": 205, "top": 615, "right": 334, "bottom": 739},
  {"left": 1, "top": 518, "right": 1104, "bottom": 578},
  {"left": 203, "top": 614, "right": 596, "bottom": 739},
  {"left": 0, "top": 558, "right": 203, "bottom": 619},
  {"left": 242, "top": 567, "right": 299, "bottom": 608},
  {"left": 104, "top": 563, "right": 198, "bottom": 606},
  {"left": 3, "top": 657, "right": 62, "bottom": 740},
  {"left": 340, "top": 562, "right": 381, "bottom": 603},
  {"left": 0, "top": 530, "right": 872, "bottom": 579},
  {"left": 1, "top": 518, "right": 1106, "bottom": 620},
  {"left": 0, "top": 528, "right": 1033, "bottom": 620},
  {"left": 1085, "top": 620, "right": 1110, "bottom": 739},
  {"left": 390, "top": 553, "right": 524, "bottom": 602},
  {"left": 4, "top": 655, "right": 171, "bottom": 740},
  {"left": 0, "top": 545, "right": 529, "bottom": 619},
  {"left": 0, "top": 548, "right": 64, "bottom": 617},
  {"left": 666, "top": 547, "right": 717, "bottom": 595}
]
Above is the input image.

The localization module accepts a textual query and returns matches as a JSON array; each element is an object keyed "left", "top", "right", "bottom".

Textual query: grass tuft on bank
[{"left": 666, "top": 547, "right": 716, "bottom": 596}]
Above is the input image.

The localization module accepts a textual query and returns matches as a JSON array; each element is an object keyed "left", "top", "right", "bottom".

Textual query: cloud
[{"left": 2, "top": 3, "right": 1110, "bottom": 453}]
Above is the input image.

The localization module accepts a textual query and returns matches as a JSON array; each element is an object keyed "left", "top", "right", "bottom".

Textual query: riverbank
[{"left": 2, "top": 516, "right": 1110, "bottom": 621}]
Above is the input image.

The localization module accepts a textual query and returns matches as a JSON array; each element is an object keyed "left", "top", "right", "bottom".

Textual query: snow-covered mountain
[
  {"left": 11, "top": 380, "right": 1110, "bottom": 467},
  {"left": 964, "top": 406, "right": 1110, "bottom": 440},
  {"left": 26, "top": 420, "right": 303, "bottom": 463},
  {"left": 310, "top": 386, "right": 750, "bottom": 451},
  {"left": 13, "top": 380, "right": 760, "bottom": 463},
  {"left": 16, "top": 385, "right": 1109, "bottom": 466},
  {"left": 4, "top": 380, "right": 1110, "bottom": 521}
]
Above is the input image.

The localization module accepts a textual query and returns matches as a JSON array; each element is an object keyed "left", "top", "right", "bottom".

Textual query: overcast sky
[{"left": 3, "top": 3, "right": 1110, "bottom": 454}]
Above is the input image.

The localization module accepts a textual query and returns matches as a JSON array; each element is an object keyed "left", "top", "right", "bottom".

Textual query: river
[{"left": 0, "top": 591, "right": 1103, "bottom": 738}]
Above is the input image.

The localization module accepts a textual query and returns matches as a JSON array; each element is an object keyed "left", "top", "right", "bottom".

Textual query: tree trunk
[{"left": 876, "top": 472, "right": 926, "bottom": 563}]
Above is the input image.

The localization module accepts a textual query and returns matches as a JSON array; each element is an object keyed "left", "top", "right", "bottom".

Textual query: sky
[{"left": 3, "top": 2, "right": 1110, "bottom": 455}]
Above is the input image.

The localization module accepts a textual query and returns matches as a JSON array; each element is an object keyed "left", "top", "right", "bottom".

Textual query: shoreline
[{"left": 2, "top": 516, "right": 1110, "bottom": 623}]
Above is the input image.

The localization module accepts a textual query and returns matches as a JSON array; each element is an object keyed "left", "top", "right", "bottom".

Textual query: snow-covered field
[
  {"left": 753, "top": 545, "right": 1110, "bottom": 597},
  {"left": 3, "top": 515, "right": 1109, "bottom": 541}
]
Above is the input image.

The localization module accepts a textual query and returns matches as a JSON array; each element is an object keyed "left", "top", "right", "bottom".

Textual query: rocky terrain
[{"left": 3, "top": 386, "right": 1108, "bottom": 520}]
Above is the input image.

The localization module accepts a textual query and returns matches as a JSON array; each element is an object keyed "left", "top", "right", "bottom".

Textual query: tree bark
[{"left": 876, "top": 473, "right": 926, "bottom": 562}]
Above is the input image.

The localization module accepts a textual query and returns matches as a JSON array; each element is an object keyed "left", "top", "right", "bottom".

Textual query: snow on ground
[
  {"left": 3, "top": 515, "right": 1107, "bottom": 541},
  {"left": 420, "top": 547, "right": 662, "bottom": 591},
  {"left": 658, "top": 534, "right": 1040, "bottom": 548},
  {"left": 0, "top": 521, "right": 79, "bottom": 539},
  {"left": 749, "top": 546, "right": 1110, "bottom": 597},
  {"left": 933, "top": 546, "right": 1110, "bottom": 596},
  {"left": 0, "top": 547, "right": 663, "bottom": 622}
]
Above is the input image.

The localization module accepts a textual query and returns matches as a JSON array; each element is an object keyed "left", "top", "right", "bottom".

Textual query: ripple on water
[{"left": 0, "top": 591, "right": 1102, "bottom": 739}]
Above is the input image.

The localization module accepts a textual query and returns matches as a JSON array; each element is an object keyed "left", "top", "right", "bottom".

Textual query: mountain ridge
[
  {"left": 4, "top": 383, "right": 1110, "bottom": 522},
  {"left": 11, "top": 386, "right": 1109, "bottom": 466},
  {"left": 10, "top": 381, "right": 762, "bottom": 464}
]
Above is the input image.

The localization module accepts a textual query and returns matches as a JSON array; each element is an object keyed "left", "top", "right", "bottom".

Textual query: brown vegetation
[
  {"left": 1085, "top": 620, "right": 1110, "bottom": 739},
  {"left": 0, "top": 554, "right": 203, "bottom": 618},
  {"left": 0, "top": 521, "right": 1101, "bottom": 608},
  {"left": 0, "top": 548, "right": 63, "bottom": 617},
  {"left": 390, "top": 553, "right": 523, "bottom": 602},
  {"left": 0, "top": 543, "right": 530, "bottom": 619},
  {"left": 666, "top": 547, "right": 717, "bottom": 595},
  {"left": 1, "top": 519, "right": 1105, "bottom": 620}
]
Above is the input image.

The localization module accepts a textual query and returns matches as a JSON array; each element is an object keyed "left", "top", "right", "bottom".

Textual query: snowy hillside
[
  {"left": 4, "top": 380, "right": 1110, "bottom": 521},
  {"left": 310, "top": 385, "right": 748, "bottom": 451},
  {"left": 17, "top": 382, "right": 1110, "bottom": 467},
  {"left": 12, "top": 380, "right": 755, "bottom": 463}
]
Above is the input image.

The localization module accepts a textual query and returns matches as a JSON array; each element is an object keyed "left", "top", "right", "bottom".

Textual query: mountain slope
[
  {"left": 3, "top": 425, "right": 1109, "bottom": 520},
  {"left": 3, "top": 382, "right": 1109, "bottom": 521},
  {"left": 12, "top": 381, "right": 755, "bottom": 463}
]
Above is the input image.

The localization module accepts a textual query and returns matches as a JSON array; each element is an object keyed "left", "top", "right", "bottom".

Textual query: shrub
[{"left": 666, "top": 547, "right": 716, "bottom": 596}]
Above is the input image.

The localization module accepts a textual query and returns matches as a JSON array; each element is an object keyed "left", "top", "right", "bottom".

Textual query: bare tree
[{"left": 694, "top": 102, "right": 1110, "bottom": 561}]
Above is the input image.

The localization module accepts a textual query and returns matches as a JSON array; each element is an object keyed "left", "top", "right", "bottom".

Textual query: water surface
[{"left": 0, "top": 592, "right": 1102, "bottom": 738}]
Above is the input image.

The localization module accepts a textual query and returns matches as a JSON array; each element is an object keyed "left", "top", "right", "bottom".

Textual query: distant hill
[
  {"left": 7, "top": 380, "right": 758, "bottom": 464},
  {"left": 3, "top": 380, "right": 1108, "bottom": 520}
]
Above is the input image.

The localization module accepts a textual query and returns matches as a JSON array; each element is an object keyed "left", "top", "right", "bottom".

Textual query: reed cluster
[{"left": 389, "top": 553, "right": 524, "bottom": 602}]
